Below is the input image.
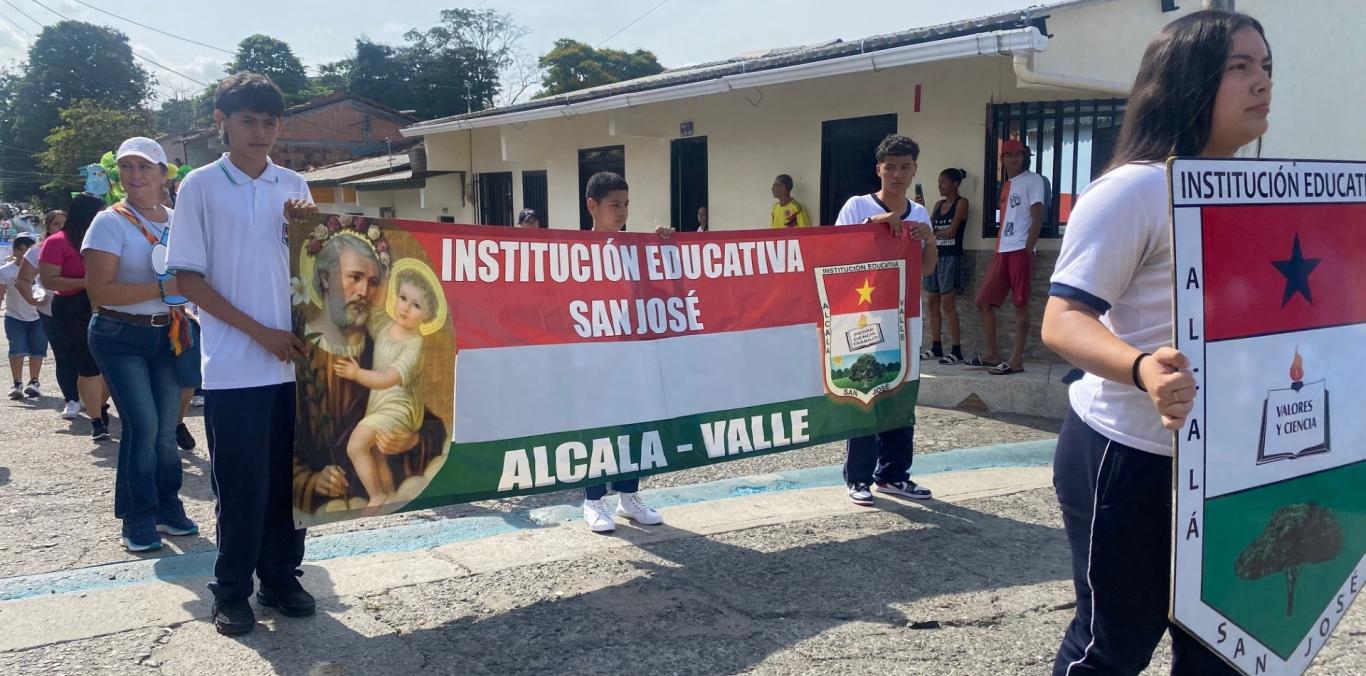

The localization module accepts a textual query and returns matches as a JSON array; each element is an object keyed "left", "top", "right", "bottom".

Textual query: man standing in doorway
[
  {"left": 770, "top": 174, "right": 812, "bottom": 228},
  {"left": 972, "top": 139, "right": 1044, "bottom": 376}
]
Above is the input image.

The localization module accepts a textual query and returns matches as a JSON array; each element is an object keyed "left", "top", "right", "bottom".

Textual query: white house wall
[{"left": 415, "top": 0, "right": 1364, "bottom": 247}]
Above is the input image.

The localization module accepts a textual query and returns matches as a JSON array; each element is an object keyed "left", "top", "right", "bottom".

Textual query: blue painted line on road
[{"left": 0, "top": 438, "right": 1054, "bottom": 603}]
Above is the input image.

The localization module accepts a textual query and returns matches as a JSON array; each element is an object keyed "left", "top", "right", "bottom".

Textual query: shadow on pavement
[{"left": 184, "top": 495, "right": 1069, "bottom": 675}]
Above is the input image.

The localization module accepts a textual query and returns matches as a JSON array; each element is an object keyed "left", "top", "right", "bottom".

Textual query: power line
[
  {"left": 1, "top": 0, "right": 41, "bottom": 28},
  {"left": 22, "top": 0, "right": 66, "bottom": 20},
  {"left": 131, "top": 48, "right": 208, "bottom": 86},
  {"left": 597, "top": 0, "right": 670, "bottom": 48},
  {"left": 66, "top": 0, "right": 234, "bottom": 55},
  {"left": 21, "top": 0, "right": 209, "bottom": 88},
  {"left": 0, "top": 8, "right": 35, "bottom": 37},
  {"left": 0, "top": 139, "right": 44, "bottom": 154}
]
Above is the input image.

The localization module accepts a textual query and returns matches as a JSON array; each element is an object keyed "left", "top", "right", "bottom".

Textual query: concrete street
[{"left": 1, "top": 346, "right": 1362, "bottom": 675}]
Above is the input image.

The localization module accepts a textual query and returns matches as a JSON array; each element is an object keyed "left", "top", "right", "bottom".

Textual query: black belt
[{"left": 96, "top": 308, "right": 172, "bottom": 327}]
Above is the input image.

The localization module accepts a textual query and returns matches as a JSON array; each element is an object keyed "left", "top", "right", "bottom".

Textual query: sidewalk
[{"left": 2, "top": 465, "right": 1362, "bottom": 675}]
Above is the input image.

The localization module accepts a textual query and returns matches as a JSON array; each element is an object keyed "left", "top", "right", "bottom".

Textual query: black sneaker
[
  {"left": 175, "top": 422, "right": 196, "bottom": 451},
  {"left": 257, "top": 576, "right": 316, "bottom": 617},
  {"left": 874, "top": 480, "right": 933, "bottom": 500},
  {"left": 212, "top": 598, "right": 256, "bottom": 636},
  {"left": 101, "top": 404, "right": 111, "bottom": 428},
  {"left": 91, "top": 419, "right": 111, "bottom": 441}
]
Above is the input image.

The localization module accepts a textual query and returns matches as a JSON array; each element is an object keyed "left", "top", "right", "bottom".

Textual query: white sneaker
[
  {"left": 7, "top": 384, "right": 21, "bottom": 400},
  {"left": 847, "top": 482, "right": 875, "bottom": 506},
  {"left": 583, "top": 499, "right": 615, "bottom": 532},
  {"left": 190, "top": 395, "right": 204, "bottom": 408},
  {"left": 60, "top": 400, "right": 80, "bottom": 419},
  {"left": 23, "top": 380, "right": 40, "bottom": 398},
  {"left": 616, "top": 492, "right": 663, "bottom": 525}
]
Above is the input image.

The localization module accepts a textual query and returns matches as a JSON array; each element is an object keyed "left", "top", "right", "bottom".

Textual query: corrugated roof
[
  {"left": 344, "top": 170, "right": 416, "bottom": 187},
  {"left": 407, "top": 0, "right": 1102, "bottom": 132},
  {"left": 300, "top": 153, "right": 411, "bottom": 185}
]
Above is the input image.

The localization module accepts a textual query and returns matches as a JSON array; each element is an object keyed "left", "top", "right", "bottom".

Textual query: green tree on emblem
[
  {"left": 1235, "top": 503, "right": 1343, "bottom": 616},
  {"left": 849, "top": 354, "right": 883, "bottom": 387}
]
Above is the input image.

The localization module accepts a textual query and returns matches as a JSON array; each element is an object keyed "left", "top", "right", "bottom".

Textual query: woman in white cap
[{"left": 82, "top": 137, "right": 200, "bottom": 552}]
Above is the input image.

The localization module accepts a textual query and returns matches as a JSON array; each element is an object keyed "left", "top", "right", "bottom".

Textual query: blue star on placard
[{"left": 1271, "top": 233, "right": 1321, "bottom": 307}]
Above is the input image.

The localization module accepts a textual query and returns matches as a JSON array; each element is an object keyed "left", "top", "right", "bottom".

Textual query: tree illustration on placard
[{"left": 1235, "top": 503, "right": 1343, "bottom": 616}]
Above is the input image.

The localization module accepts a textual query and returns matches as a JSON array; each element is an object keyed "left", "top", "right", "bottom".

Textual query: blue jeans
[
  {"left": 88, "top": 314, "right": 186, "bottom": 527},
  {"left": 4, "top": 315, "right": 47, "bottom": 357}
]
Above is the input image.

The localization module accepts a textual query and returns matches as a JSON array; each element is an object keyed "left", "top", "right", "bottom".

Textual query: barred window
[{"left": 983, "top": 98, "right": 1127, "bottom": 239}]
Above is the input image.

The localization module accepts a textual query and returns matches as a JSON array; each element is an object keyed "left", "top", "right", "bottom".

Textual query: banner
[
  {"left": 1170, "top": 158, "right": 1366, "bottom": 675},
  {"left": 289, "top": 216, "right": 922, "bottom": 526}
]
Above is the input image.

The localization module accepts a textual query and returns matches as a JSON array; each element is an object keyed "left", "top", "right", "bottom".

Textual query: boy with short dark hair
[
  {"left": 166, "top": 72, "right": 317, "bottom": 636},
  {"left": 580, "top": 171, "right": 667, "bottom": 532},
  {"left": 833, "top": 134, "right": 938, "bottom": 506},
  {"left": 770, "top": 174, "right": 811, "bottom": 228}
]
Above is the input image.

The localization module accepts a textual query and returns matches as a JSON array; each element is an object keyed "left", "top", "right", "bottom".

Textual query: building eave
[{"left": 403, "top": 27, "right": 1050, "bottom": 138}]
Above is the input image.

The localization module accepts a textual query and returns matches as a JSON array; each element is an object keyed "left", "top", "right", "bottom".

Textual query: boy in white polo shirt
[
  {"left": 972, "top": 139, "right": 1045, "bottom": 375},
  {"left": 833, "top": 134, "right": 938, "bottom": 506},
  {"left": 166, "top": 72, "right": 316, "bottom": 636}
]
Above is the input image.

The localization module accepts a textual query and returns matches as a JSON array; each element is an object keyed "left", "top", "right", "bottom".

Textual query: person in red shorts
[{"left": 972, "top": 139, "right": 1044, "bottom": 375}]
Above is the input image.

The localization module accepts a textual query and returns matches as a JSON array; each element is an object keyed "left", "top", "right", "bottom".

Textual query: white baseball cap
[{"left": 116, "top": 137, "right": 168, "bottom": 166}]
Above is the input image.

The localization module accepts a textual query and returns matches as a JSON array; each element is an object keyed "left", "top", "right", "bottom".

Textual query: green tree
[
  {"left": 0, "top": 21, "right": 150, "bottom": 201},
  {"left": 36, "top": 100, "right": 151, "bottom": 193},
  {"left": 309, "top": 58, "right": 352, "bottom": 95},
  {"left": 849, "top": 354, "right": 883, "bottom": 386},
  {"left": 154, "top": 97, "right": 204, "bottom": 135},
  {"left": 226, "top": 34, "right": 309, "bottom": 100},
  {"left": 1235, "top": 503, "right": 1344, "bottom": 616},
  {"left": 402, "top": 8, "right": 527, "bottom": 117},
  {"left": 537, "top": 39, "right": 664, "bottom": 97},
  {"left": 348, "top": 40, "right": 415, "bottom": 110}
]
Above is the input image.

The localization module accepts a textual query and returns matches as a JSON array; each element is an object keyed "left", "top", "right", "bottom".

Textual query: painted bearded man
[{"left": 292, "top": 230, "right": 445, "bottom": 512}]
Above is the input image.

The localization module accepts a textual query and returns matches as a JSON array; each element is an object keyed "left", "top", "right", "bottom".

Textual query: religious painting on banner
[
  {"left": 287, "top": 216, "right": 922, "bottom": 527},
  {"left": 1170, "top": 158, "right": 1366, "bottom": 675}
]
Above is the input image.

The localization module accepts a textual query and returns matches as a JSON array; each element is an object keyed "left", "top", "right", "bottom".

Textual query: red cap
[{"left": 1000, "top": 139, "right": 1030, "bottom": 155}]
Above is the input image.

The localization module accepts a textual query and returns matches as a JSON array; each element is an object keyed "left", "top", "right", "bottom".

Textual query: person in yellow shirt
[{"left": 770, "top": 174, "right": 812, "bottom": 228}]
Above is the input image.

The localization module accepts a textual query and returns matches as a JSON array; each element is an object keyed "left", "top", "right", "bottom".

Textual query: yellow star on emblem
[{"left": 856, "top": 278, "right": 875, "bottom": 306}]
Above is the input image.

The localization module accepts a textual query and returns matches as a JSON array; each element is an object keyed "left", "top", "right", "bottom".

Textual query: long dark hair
[
  {"left": 62, "top": 193, "right": 106, "bottom": 250},
  {"left": 1109, "top": 10, "right": 1269, "bottom": 169}
]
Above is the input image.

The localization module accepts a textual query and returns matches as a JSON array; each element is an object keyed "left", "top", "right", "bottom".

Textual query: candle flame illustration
[{"left": 1290, "top": 349, "right": 1304, "bottom": 382}]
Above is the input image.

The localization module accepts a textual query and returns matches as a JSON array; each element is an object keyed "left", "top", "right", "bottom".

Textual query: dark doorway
[
  {"left": 478, "top": 171, "right": 514, "bottom": 226},
  {"left": 819, "top": 113, "right": 898, "bottom": 225},
  {"left": 578, "top": 145, "right": 625, "bottom": 230},
  {"left": 521, "top": 170, "right": 548, "bottom": 228},
  {"left": 670, "top": 137, "right": 708, "bottom": 231}
]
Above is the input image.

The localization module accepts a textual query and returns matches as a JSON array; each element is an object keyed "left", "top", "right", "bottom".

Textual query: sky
[{"left": 0, "top": 0, "right": 1042, "bottom": 105}]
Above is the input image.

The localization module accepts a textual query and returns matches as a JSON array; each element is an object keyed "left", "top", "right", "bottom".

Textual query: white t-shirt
[
  {"left": 834, "top": 194, "right": 931, "bottom": 229},
  {"left": 166, "top": 155, "right": 312, "bottom": 390},
  {"left": 21, "top": 246, "right": 52, "bottom": 316},
  {"left": 1050, "top": 162, "right": 1173, "bottom": 456},
  {"left": 998, "top": 170, "right": 1046, "bottom": 253},
  {"left": 82, "top": 206, "right": 173, "bottom": 316},
  {"left": 0, "top": 260, "right": 40, "bottom": 322}
]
